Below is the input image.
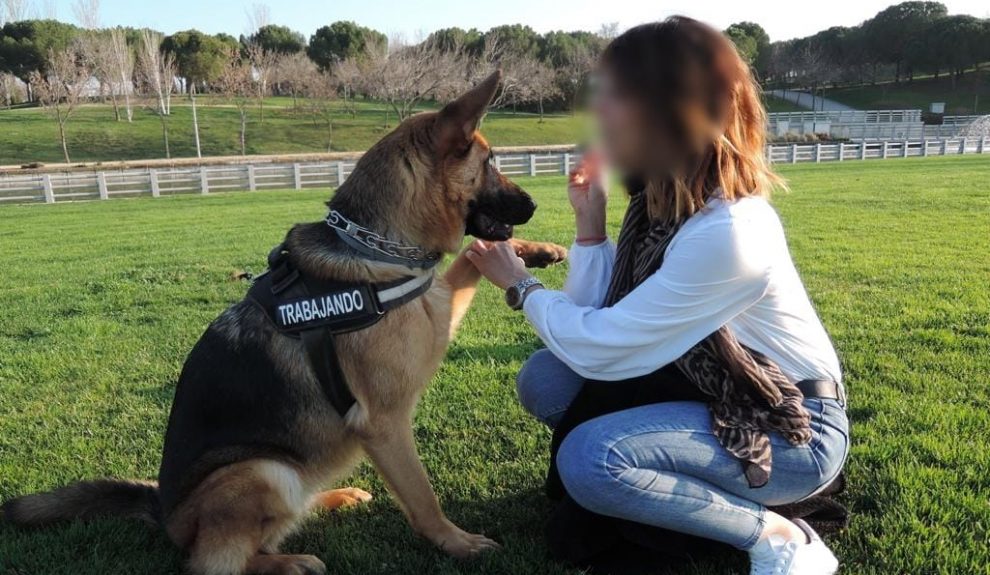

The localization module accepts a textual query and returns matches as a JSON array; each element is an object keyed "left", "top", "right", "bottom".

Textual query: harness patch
[{"left": 277, "top": 289, "right": 368, "bottom": 328}]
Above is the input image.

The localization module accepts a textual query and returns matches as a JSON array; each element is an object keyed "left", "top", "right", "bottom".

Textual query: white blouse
[{"left": 523, "top": 196, "right": 842, "bottom": 383}]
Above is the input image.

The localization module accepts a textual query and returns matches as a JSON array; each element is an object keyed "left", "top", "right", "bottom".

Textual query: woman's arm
[
  {"left": 564, "top": 152, "right": 613, "bottom": 307},
  {"left": 562, "top": 240, "right": 616, "bottom": 307},
  {"left": 523, "top": 217, "right": 772, "bottom": 380}
]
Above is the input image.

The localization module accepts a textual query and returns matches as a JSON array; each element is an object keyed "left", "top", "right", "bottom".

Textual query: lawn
[
  {"left": 0, "top": 156, "right": 988, "bottom": 574},
  {"left": 825, "top": 68, "right": 990, "bottom": 115},
  {"left": 0, "top": 97, "right": 586, "bottom": 166}
]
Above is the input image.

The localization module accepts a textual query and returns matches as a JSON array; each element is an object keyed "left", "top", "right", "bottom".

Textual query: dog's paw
[
  {"left": 511, "top": 239, "right": 568, "bottom": 269},
  {"left": 312, "top": 487, "right": 373, "bottom": 511},
  {"left": 429, "top": 522, "right": 501, "bottom": 558}
]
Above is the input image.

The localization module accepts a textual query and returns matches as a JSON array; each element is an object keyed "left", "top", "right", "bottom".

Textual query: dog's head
[{"left": 337, "top": 71, "right": 536, "bottom": 254}]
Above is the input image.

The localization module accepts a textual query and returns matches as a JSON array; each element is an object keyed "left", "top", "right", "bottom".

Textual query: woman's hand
[
  {"left": 568, "top": 151, "right": 608, "bottom": 245},
  {"left": 464, "top": 240, "right": 533, "bottom": 290}
]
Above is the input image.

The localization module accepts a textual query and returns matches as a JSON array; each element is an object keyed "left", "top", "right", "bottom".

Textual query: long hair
[{"left": 601, "top": 17, "right": 784, "bottom": 223}]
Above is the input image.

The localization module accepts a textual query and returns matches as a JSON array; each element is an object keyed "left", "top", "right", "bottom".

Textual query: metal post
[
  {"left": 528, "top": 154, "right": 537, "bottom": 176},
  {"left": 42, "top": 174, "right": 54, "bottom": 204},
  {"left": 97, "top": 172, "right": 109, "bottom": 200},
  {"left": 247, "top": 165, "right": 257, "bottom": 191},
  {"left": 150, "top": 169, "right": 160, "bottom": 197},
  {"left": 200, "top": 167, "right": 210, "bottom": 194},
  {"left": 293, "top": 163, "right": 303, "bottom": 190}
]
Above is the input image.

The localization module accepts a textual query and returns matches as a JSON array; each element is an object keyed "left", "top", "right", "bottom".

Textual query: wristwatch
[{"left": 506, "top": 277, "right": 544, "bottom": 310}]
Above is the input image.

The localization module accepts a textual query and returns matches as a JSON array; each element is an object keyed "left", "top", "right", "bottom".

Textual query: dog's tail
[{"left": 1, "top": 479, "right": 161, "bottom": 527}]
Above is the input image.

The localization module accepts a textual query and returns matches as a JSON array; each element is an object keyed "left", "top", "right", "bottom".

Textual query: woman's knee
[
  {"left": 556, "top": 419, "right": 617, "bottom": 514},
  {"left": 515, "top": 349, "right": 582, "bottom": 425}
]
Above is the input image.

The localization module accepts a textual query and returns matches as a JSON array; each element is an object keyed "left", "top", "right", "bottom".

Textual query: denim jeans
[{"left": 517, "top": 349, "right": 850, "bottom": 550}]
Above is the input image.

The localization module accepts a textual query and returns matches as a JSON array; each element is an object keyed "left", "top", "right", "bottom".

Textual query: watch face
[{"left": 505, "top": 287, "right": 522, "bottom": 309}]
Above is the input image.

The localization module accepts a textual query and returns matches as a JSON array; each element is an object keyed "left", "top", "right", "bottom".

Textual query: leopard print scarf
[{"left": 603, "top": 188, "right": 811, "bottom": 487}]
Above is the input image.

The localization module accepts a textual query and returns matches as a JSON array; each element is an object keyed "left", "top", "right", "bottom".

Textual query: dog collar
[{"left": 326, "top": 210, "right": 442, "bottom": 270}]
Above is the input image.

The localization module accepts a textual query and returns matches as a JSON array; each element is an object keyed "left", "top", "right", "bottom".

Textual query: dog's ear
[{"left": 434, "top": 70, "right": 501, "bottom": 152}]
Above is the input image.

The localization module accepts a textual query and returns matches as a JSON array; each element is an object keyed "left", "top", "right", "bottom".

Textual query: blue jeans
[{"left": 517, "top": 349, "right": 850, "bottom": 550}]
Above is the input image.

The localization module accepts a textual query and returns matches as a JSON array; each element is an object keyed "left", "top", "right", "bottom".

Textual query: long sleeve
[
  {"left": 562, "top": 240, "right": 616, "bottom": 307},
  {"left": 523, "top": 214, "right": 772, "bottom": 381}
]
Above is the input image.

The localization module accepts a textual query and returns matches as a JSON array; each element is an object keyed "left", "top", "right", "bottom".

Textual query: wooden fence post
[
  {"left": 42, "top": 174, "right": 54, "bottom": 204},
  {"left": 814, "top": 143, "right": 821, "bottom": 163},
  {"left": 790, "top": 144, "right": 798, "bottom": 164},
  {"left": 336, "top": 162, "right": 346, "bottom": 186},
  {"left": 200, "top": 167, "right": 210, "bottom": 194},
  {"left": 960, "top": 138, "right": 967, "bottom": 155},
  {"left": 494, "top": 155, "right": 502, "bottom": 172},
  {"left": 881, "top": 141, "right": 888, "bottom": 159},
  {"left": 922, "top": 140, "right": 929, "bottom": 157},
  {"left": 902, "top": 140, "right": 909, "bottom": 158},
  {"left": 979, "top": 137, "right": 987, "bottom": 154},
  {"left": 97, "top": 172, "right": 109, "bottom": 200},
  {"left": 293, "top": 163, "right": 302, "bottom": 190},
  {"left": 247, "top": 165, "right": 257, "bottom": 191},
  {"left": 563, "top": 153, "right": 571, "bottom": 174},
  {"left": 528, "top": 154, "right": 537, "bottom": 176},
  {"left": 149, "top": 169, "right": 160, "bottom": 197},
  {"left": 860, "top": 142, "right": 867, "bottom": 160},
  {"left": 941, "top": 139, "right": 948, "bottom": 155},
  {"left": 837, "top": 142, "right": 844, "bottom": 162}
]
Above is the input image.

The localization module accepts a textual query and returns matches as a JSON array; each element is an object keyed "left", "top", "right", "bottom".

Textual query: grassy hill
[
  {"left": 1, "top": 156, "right": 988, "bottom": 575},
  {"left": 0, "top": 95, "right": 813, "bottom": 166},
  {"left": 825, "top": 68, "right": 989, "bottom": 115}
]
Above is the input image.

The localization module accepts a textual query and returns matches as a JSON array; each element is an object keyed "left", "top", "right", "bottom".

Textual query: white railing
[
  {"left": 1, "top": 140, "right": 986, "bottom": 205},
  {"left": 766, "top": 137, "right": 989, "bottom": 164},
  {"left": 0, "top": 151, "right": 583, "bottom": 205},
  {"left": 768, "top": 109, "right": 923, "bottom": 125}
]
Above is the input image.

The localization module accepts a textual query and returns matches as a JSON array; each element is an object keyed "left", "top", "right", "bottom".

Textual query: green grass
[
  {"left": 826, "top": 68, "right": 990, "bottom": 115},
  {"left": 1, "top": 156, "right": 989, "bottom": 574},
  {"left": 0, "top": 97, "right": 585, "bottom": 166}
]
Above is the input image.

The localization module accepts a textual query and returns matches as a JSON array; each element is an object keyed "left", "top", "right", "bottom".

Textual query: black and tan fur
[{"left": 2, "top": 71, "right": 566, "bottom": 575}]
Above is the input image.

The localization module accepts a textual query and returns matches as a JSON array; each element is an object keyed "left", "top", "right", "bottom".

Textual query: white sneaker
[{"left": 748, "top": 519, "right": 839, "bottom": 575}]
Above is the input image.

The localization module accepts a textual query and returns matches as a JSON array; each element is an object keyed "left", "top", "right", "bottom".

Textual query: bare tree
[
  {"left": 517, "top": 56, "right": 560, "bottom": 122},
  {"left": 0, "top": 73, "right": 26, "bottom": 108},
  {"left": 138, "top": 30, "right": 175, "bottom": 157},
  {"left": 71, "top": 0, "right": 99, "bottom": 29},
  {"left": 245, "top": 43, "right": 279, "bottom": 124},
  {"left": 303, "top": 71, "right": 338, "bottom": 152},
  {"left": 358, "top": 37, "right": 467, "bottom": 127},
  {"left": 3, "top": 0, "right": 31, "bottom": 22},
  {"left": 30, "top": 47, "right": 88, "bottom": 163},
  {"left": 332, "top": 57, "right": 363, "bottom": 118},
  {"left": 244, "top": 2, "right": 271, "bottom": 35},
  {"left": 599, "top": 22, "right": 620, "bottom": 41},
  {"left": 277, "top": 52, "right": 317, "bottom": 108},
  {"left": 216, "top": 50, "right": 254, "bottom": 156},
  {"left": 109, "top": 28, "right": 134, "bottom": 122}
]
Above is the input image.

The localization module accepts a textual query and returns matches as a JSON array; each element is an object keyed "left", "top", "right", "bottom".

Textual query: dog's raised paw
[{"left": 512, "top": 240, "right": 568, "bottom": 269}]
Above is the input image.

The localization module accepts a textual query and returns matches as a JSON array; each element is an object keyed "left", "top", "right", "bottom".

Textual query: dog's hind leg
[
  {"left": 310, "top": 487, "right": 373, "bottom": 511},
  {"left": 173, "top": 460, "right": 316, "bottom": 575}
]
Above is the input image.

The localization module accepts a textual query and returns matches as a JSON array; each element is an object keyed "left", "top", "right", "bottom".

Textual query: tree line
[
  {"left": 1, "top": 0, "right": 988, "bottom": 162},
  {"left": 727, "top": 2, "right": 990, "bottom": 95}
]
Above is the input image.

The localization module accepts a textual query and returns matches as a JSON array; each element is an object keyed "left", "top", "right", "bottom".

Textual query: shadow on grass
[{"left": 0, "top": 486, "right": 746, "bottom": 575}]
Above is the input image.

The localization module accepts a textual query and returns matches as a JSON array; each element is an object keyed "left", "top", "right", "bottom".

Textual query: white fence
[
  {"left": 766, "top": 137, "right": 989, "bottom": 163},
  {"left": 0, "top": 151, "right": 583, "bottom": 205},
  {"left": 1, "top": 141, "right": 987, "bottom": 205}
]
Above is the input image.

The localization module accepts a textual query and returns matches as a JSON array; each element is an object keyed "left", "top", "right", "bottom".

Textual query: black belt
[{"left": 796, "top": 379, "right": 846, "bottom": 408}]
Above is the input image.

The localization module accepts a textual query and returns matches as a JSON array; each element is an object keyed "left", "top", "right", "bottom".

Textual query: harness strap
[{"left": 248, "top": 243, "right": 434, "bottom": 418}]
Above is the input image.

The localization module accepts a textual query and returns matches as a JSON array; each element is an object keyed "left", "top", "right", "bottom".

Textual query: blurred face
[{"left": 591, "top": 70, "right": 652, "bottom": 174}]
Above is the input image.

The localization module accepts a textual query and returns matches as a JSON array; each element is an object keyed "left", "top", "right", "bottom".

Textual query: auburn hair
[{"left": 601, "top": 17, "right": 784, "bottom": 223}]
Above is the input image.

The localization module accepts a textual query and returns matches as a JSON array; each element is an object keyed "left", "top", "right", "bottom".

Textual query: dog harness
[{"left": 247, "top": 219, "right": 438, "bottom": 418}]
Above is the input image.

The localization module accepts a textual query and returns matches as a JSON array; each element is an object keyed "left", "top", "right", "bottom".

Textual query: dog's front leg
[
  {"left": 360, "top": 423, "right": 498, "bottom": 557},
  {"left": 444, "top": 250, "right": 483, "bottom": 339}
]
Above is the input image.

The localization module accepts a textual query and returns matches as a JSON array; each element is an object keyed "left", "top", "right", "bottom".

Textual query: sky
[{"left": 43, "top": 0, "right": 990, "bottom": 42}]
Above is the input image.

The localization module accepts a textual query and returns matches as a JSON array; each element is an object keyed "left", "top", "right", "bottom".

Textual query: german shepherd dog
[{"left": 2, "top": 71, "right": 566, "bottom": 574}]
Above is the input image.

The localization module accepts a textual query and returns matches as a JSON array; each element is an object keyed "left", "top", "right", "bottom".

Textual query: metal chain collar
[{"left": 325, "top": 210, "right": 441, "bottom": 269}]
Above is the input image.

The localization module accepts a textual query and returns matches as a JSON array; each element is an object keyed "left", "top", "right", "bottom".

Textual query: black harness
[{"left": 247, "top": 242, "right": 435, "bottom": 417}]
